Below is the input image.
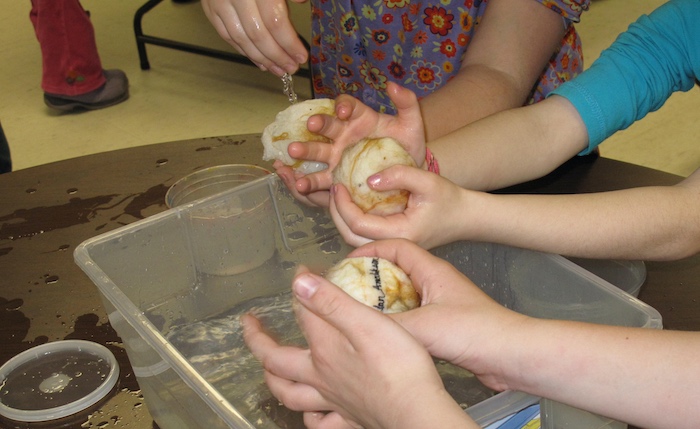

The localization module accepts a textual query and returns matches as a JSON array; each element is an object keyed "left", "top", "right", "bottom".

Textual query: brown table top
[{"left": 1, "top": 134, "right": 697, "bottom": 428}]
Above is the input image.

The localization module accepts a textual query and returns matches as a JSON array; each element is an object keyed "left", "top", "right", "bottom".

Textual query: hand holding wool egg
[
  {"left": 261, "top": 99, "right": 336, "bottom": 174},
  {"left": 261, "top": 99, "right": 417, "bottom": 212}
]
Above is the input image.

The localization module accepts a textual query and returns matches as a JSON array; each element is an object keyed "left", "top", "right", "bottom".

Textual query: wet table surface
[{"left": 1, "top": 134, "right": 698, "bottom": 429}]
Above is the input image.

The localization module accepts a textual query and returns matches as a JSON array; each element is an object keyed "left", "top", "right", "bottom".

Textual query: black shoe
[{"left": 44, "top": 69, "right": 129, "bottom": 112}]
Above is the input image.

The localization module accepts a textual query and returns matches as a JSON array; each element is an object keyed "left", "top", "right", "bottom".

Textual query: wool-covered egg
[
  {"left": 324, "top": 256, "right": 419, "bottom": 313},
  {"left": 261, "top": 99, "right": 335, "bottom": 174},
  {"left": 332, "top": 137, "right": 416, "bottom": 215}
]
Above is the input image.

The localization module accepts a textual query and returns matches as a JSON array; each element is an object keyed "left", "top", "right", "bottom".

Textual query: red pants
[{"left": 30, "top": 0, "right": 105, "bottom": 96}]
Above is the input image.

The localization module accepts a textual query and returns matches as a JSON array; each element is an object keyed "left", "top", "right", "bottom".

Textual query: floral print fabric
[{"left": 310, "top": 0, "right": 590, "bottom": 113}]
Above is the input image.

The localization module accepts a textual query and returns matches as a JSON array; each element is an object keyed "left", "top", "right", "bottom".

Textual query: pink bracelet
[{"left": 425, "top": 147, "right": 440, "bottom": 175}]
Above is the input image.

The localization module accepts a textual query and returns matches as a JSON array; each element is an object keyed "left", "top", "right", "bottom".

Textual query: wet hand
[{"left": 201, "top": 0, "right": 308, "bottom": 76}]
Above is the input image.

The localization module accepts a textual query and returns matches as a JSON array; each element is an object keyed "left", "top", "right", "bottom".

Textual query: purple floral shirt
[{"left": 309, "top": 0, "right": 590, "bottom": 113}]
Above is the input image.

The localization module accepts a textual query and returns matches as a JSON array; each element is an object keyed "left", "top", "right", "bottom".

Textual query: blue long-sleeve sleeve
[{"left": 551, "top": 0, "right": 700, "bottom": 154}]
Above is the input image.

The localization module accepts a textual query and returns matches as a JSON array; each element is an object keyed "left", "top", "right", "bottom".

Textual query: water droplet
[
  {"left": 156, "top": 158, "right": 168, "bottom": 166},
  {"left": 67, "top": 188, "right": 78, "bottom": 194},
  {"left": 58, "top": 244, "right": 70, "bottom": 251},
  {"left": 26, "top": 188, "right": 37, "bottom": 194},
  {"left": 45, "top": 275, "right": 59, "bottom": 285}
]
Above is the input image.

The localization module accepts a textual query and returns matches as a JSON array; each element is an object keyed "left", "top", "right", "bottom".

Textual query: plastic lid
[{"left": 0, "top": 340, "right": 119, "bottom": 422}]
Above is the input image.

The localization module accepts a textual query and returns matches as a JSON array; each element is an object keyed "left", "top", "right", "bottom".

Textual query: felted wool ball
[
  {"left": 324, "top": 256, "right": 419, "bottom": 313},
  {"left": 261, "top": 98, "right": 336, "bottom": 174},
  {"left": 332, "top": 137, "right": 415, "bottom": 215}
]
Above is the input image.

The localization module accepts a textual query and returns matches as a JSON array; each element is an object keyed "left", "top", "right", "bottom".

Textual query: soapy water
[
  {"left": 165, "top": 292, "right": 304, "bottom": 427},
  {"left": 165, "top": 291, "right": 494, "bottom": 428}
]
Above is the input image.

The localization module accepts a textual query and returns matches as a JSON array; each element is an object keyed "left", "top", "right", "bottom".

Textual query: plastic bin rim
[{"left": 548, "top": 254, "right": 662, "bottom": 329}]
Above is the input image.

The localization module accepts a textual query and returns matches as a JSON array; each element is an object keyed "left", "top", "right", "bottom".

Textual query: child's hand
[
  {"left": 329, "top": 165, "right": 469, "bottom": 249},
  {"left": 273, "top": 160, "right": 330, "bottom": 208},
  {"left": 277, "top": 83, "right": 427, "bottom": 207},
  {"left": 243, "top": 249, "right": 474, "bottom": 429},
  {"left": 349, "top": 240, "right": 528, "bottom": 393}
]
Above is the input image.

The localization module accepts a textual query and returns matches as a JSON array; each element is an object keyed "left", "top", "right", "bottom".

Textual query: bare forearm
[
  {"left": 506, "top": 319, "right": 700, "bottom": 429},
  {"left": 420, "top": 0, "right": 566, "bottom": 142},
  {"left": 419, "top": 64, "right": 529, "bottom": 141},
  {"left": 430, "top": 96, "right": 588, "bottom": 190},
  {"left": 393, "top": 388, "right": 479, "bottom": 429},
  {"left": 461, "top": 183, "right": 700, "bottom": 260}
]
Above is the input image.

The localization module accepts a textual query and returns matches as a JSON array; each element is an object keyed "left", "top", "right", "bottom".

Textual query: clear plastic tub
[
  {"left": 165, "top": 164, "right": 271, "bottom": 208},
  {"left": 566, "top": 257, "right": 646, "bottom": 297},
  {"left": 75, "top": 174, "right": 662, "bottom": 429}
]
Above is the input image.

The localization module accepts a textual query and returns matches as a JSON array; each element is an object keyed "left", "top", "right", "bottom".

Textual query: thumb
[
  {"left": 366, "top": 164, "right": 434, "bottom": 194},
  {"left": 387, "top": 82, "right": 420, "bottom": 120},
  {"left": 387, "top": 82, "right": 424, "bottom": 140},
  {"left": 292, "top": 272, "right": 385, "bottom": 347}
]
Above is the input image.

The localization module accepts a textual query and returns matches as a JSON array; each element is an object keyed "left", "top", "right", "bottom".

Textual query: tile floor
[{"left": 1, "top": 0, "right": 698, "bottom": 176}]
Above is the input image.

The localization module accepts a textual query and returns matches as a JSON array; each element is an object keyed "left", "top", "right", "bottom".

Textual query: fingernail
[
  {"left": 295, "top": 54, "right": 307, "bottom": 64},
  {"left": 271, "top": 65, "right": 286, "bottom": 76},
  {"left": 284, "top": 63, "right": 297, "bottom": 74},
  {"left": 367, "top": 174, "right": 381, "bottom": 187},
  {"left": 294, "top": 274, "right": 320, "bottom": 299}
]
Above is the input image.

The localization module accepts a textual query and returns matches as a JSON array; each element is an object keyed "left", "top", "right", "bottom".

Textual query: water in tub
[{"left": 165, "top": 291, "right": 495, "bottom": 428}]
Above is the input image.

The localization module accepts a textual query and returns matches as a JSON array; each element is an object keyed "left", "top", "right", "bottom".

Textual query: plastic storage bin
[
  {"left": 75, "top": 174, "right": 662, "bottom": 429},
  {"left": 565, "top": 257, "right": 646, "bottom": 298}
]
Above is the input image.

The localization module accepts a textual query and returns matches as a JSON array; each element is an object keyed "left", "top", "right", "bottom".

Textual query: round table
[{"left": 1, "top": 134, "right": 697, "bottom": 428}]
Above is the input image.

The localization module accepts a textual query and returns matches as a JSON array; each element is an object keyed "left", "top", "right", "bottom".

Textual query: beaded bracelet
[{"left": 425, "top": 147, "right": 440, "bottom": 175}]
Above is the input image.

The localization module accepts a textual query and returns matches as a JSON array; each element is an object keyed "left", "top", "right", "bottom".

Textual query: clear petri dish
[{"left": 0, "top": 340, "right": 119, "bottom": 423}]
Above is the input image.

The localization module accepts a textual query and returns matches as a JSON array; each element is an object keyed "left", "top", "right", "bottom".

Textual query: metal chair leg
[{"left": 134, "top": 0, "right": 163, "bottom": 70}]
